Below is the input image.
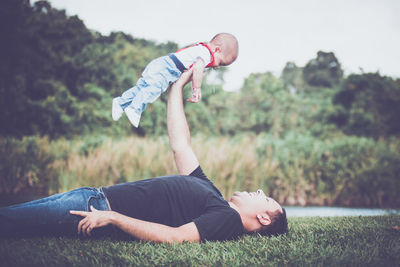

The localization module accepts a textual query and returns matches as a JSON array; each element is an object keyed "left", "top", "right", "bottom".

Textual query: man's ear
[{"left": 257, "top": 214, "right": 271, "bottom": 226}]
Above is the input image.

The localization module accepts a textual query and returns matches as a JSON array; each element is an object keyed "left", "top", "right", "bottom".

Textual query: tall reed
[{"left": 1, "top": 135, "right": 399, "bottom": 207}]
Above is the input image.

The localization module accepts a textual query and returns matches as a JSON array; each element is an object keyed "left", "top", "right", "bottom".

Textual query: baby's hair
[
  {"left": 210, "top": 33, "right": 239, "bottom": 64},
  {"left": 210, "top": 33, "right": 237, "bottom": 44}
]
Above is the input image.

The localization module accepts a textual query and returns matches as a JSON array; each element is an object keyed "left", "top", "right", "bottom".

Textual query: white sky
[{"left": 42, "top": 0, "right": 400, "bottom": 91}]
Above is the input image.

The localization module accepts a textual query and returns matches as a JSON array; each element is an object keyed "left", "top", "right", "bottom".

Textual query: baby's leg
[
  {"left": 118, "top": 80, "right": 145, "bottom": 110},
  {"left": 123, "top": 76, "right": 165, "bottom": 127},
  {"left": 124, "top": 57, "right": 179, "bottom": 127},
  {"left": 115, "top": 56, "right": 180, "bottom": 127},
  {"left": 112, "top": 76, "right": 149, "bottom": 122}
]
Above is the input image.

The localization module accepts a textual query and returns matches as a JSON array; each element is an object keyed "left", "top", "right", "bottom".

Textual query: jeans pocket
[{"left": 87, "top": 193, "right": 108, "bottom": 211}]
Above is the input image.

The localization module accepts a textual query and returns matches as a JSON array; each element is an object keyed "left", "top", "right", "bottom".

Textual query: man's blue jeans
[{"left": 0, "top": 187, "right": 113, "bottom": 238}]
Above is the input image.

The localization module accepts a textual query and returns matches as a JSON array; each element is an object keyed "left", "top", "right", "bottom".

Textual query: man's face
[{"left": 230, "top": 189, "right": 282, "bottom": 216}]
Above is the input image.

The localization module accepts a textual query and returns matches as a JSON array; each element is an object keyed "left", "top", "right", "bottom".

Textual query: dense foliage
[
  {"left": 1, "top": 0, "right": 400, "bottom": 140},
  {"left": 1, "top": 0, "right": 399, "bottom": 207},
  {"left": 0, "top": 0, "right": 178, "bottom": 137}
]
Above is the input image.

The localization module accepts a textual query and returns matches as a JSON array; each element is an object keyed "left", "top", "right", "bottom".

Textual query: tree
[
  {"left": 0, "top": 0, "right": 94, "bottom": 137},
  {"left": 237, "top": 72, "right": 298, "bottom": 136},
  {"left": 303, "top": 51, "right": 343, "bottom": 88},
  {"left": 280, "top": 62, "right": 304, "bottom": 92},
  {"left": 330, "top": 73, "right": 400, "bottom": 138},
  {"left": 0, "top": 0, "right": 182, "bottom": 137}
]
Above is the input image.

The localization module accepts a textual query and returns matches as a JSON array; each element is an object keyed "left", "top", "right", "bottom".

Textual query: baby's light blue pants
[{"left": 118, "top": 56, "right": 182, "bottom": 117}]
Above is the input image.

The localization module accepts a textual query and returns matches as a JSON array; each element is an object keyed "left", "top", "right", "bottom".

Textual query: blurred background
[{"left": 0, "top": 0, "right": 399, "bottom": 208}]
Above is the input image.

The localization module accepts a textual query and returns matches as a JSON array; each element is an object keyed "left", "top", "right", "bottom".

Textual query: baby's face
[{"left": 212, "top": 50, "right": 236, "bottom": 68}]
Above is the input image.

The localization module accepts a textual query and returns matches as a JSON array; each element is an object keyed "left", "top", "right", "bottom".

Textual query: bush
[
  {"left": 0, "top": 136, "right": 54, "bottom": 195},
  {"left": 256, "top": 134, "right": 400, "bottom": 207}
]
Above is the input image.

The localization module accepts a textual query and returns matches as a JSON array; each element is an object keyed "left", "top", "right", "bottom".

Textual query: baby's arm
[{"left": 187, "top": 58, "right": 205, "bottom": 103}]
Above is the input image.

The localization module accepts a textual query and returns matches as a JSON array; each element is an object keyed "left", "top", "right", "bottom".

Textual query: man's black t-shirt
[{"left": 102, "top": 166, "right": 244, "bottom": 241}]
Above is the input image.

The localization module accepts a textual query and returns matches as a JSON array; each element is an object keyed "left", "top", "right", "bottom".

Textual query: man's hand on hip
[{"left": 70, "top": 206, "right": 115, "bottom": 236}]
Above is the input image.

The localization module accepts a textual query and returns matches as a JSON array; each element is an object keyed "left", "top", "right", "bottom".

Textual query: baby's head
[{"left": 209, "top": 33, "right": 239, "bottom": 67}]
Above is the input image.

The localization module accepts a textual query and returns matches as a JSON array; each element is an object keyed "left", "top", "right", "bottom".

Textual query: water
[
  {"left": 284, "top": 206, "right": 400, "bottom": 217},
  {"left": 1, "top": 196, "right": 399, "bottom": 217}
]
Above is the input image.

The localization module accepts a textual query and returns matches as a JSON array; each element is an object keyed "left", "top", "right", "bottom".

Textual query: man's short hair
[{"left": 257, "top": 208, "right": 288, "bottom": 237}]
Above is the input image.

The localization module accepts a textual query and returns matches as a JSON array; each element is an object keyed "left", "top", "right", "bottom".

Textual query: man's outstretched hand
[
  {"left": 174, "top": 68, "right": 193, "bottom": 89},
  {"left": 70, "top": 206, "right": 114, "bottom": 236}
]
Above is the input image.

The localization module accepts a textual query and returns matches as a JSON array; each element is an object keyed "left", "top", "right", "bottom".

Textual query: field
[{"left": 1, "top": 216, "right": 399, "bottom": 266}]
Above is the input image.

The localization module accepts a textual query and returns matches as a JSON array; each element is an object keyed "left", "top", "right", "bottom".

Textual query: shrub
[{"left": 0, "top": 136, "right": 54, "bottom": 195}]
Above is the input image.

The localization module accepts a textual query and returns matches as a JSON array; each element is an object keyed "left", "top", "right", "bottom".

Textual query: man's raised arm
[{"left": 167, "top": 69, "right": 200, "bottom": 175}]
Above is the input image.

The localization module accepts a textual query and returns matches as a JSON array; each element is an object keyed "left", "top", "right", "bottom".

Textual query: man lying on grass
[{"left": 0, "top": 70, "right": 288, "bottom": 243}]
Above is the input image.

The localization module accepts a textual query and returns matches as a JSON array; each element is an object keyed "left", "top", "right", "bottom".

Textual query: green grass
[{"left": 1, "top": 216, "right": 399, "bottom": 266}]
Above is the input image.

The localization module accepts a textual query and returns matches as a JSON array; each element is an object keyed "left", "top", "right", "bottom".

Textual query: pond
[
  {"left": 1, "top": 195, "right": 399, "bottom": 217},
  {"left": 284, "top": 206, "right": 400, "bottom": 217}
]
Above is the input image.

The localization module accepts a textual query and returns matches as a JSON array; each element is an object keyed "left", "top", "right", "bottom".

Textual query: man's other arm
[
  {"left": 167, "top": 69, "right": 200, "bottom": 175},
  {"left": 71, "top": 207, "right": 200, "bottom": 243},
  {"left": 111, "top": 212, "right": 200, "bottom": 243}
]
